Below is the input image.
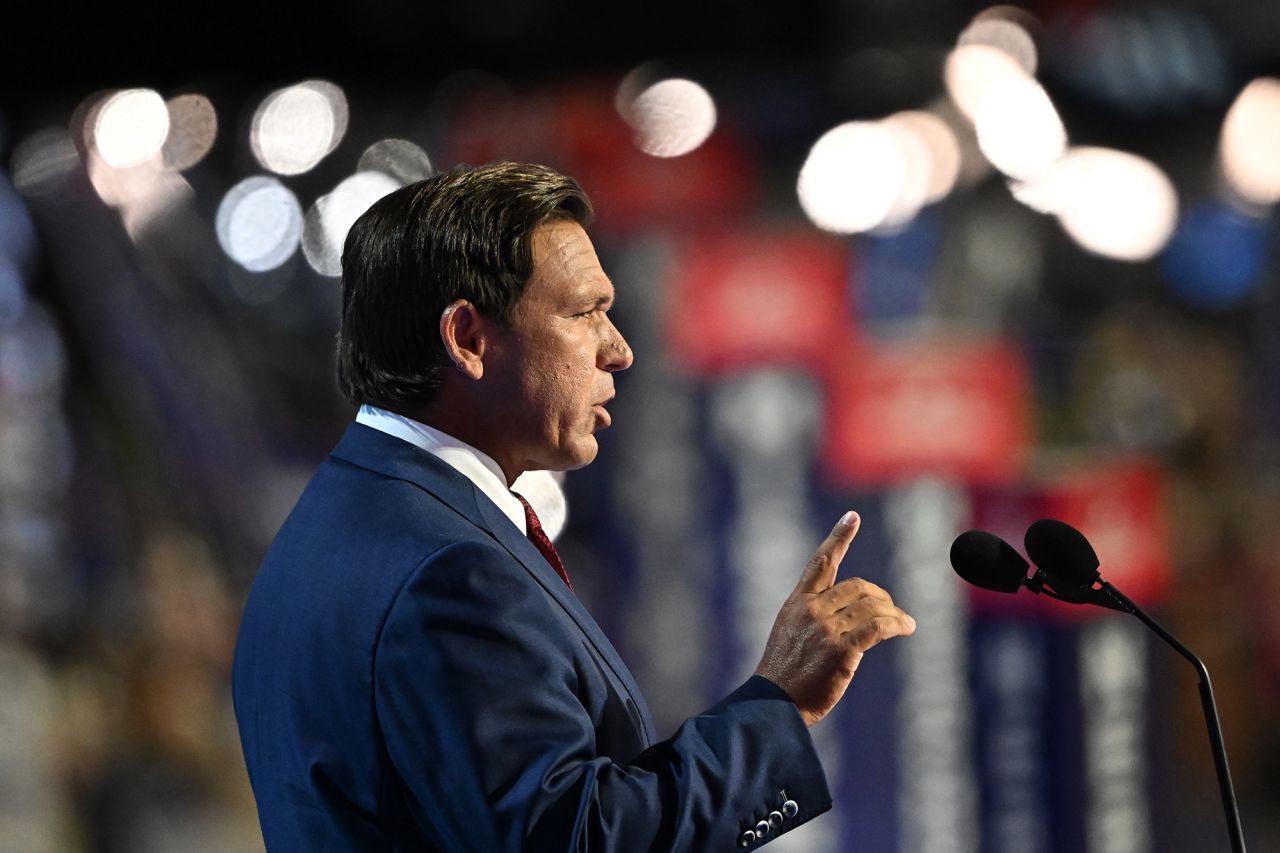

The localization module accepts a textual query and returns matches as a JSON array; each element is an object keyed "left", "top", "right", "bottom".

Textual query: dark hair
[{"left": 336, "top": 162, "right": 593, "bottom": 409}]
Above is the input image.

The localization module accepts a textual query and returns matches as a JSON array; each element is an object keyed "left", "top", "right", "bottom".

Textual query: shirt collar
[{"left": 355, "top": 404, "right": 527, "bottom": 535}]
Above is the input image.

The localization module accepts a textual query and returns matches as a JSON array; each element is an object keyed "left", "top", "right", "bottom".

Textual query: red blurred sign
[
  {"left": 968, "top": 460, "right": 1171, "bottom": 619},
  {"left": 823, "top": 336, "right": 1030, "bottom": 486},
  {"left": 443, "top": 82, "right": 756, "bottom": 233},
  {"left": 1043, "top": 461, "right": 1170, "bottom": 608},
  {"left": 664, "top": 228, "right": 851, "bottom": 377}
]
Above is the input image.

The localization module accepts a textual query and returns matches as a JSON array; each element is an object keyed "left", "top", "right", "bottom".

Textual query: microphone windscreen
[
  {"left": 950, "top": 530, "right": 1029, "bottom": 594},
  {"left": 1024, "top": 518, "right": 1101, "bottom": 588}
]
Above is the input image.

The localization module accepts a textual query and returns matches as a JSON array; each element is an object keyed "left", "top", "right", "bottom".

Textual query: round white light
[
  {"left": 357, "top": 139, "right": 433, "bottom": 184},
  {"left": 1019, "top": 148, "right": 1179, "bottom": 261},
  {"left": 945, "top": 44, "right": 1029, "bottom": 121},
  {"left": 627, "top": 78, "right": 717, "bottom": 158},
  {"left": 93, "top": 89, "right": 171, "bottom": 168},
  {"left": 215, "top": 176, "right": 304, "bottom": 272},
  {"left": 1220, "top": 77, "right": 1280, "bottom": 206},
  {"left": 302, "top": 171, "right": 404, "bottom": 277},
  {"left": 879, "top": 120, "right": 933, "bottom": 228},
  {"left": 250, "top": 80, "right": 349, "bottom": 176},
  {"left": 162, "top": 94, "right": 218, "bottom": 171},
  {"left": 883, "top": 111, "right": 962, "bottom": 205},
  {"left": 974, "top": 74, "right": 1066, "bottom": 179},
  {"left": 798, "top": 121, "right": 906, "bottom": 234},
  {"left": 958, "top": 17, "right": 1038, "bottom": 74}
]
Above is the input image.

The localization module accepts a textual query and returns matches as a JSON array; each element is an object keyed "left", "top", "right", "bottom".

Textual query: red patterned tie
[{"left": 514, "top": 493, "right": 573, "bottom": 591}]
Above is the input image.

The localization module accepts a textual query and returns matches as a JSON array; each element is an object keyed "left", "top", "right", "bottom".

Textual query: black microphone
[
  {"left": 949, "top": 527, "right": 1116, "bottom": 609},
  {"left": 1024, "top": 518, "right": 1101, "bottom": 590},
  {"left": 1020, "top": 518, "right": 1247, "bottom": 853},
  {"left": 949, "top": 530, "right": 1029, "bottom": 594}
]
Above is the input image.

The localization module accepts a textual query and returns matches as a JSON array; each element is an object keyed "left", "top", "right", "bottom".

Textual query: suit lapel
[
  {"left": 470, "top": 494, "right": 656, "bottom": 742},
  {"left": 330, "top": 423, "right": 656, "bottom": 743}
]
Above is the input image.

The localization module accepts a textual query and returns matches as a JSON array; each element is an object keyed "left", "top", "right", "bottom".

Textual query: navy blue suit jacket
[{"left": 233, "top": 423, "right": 831, "bottom": 851}]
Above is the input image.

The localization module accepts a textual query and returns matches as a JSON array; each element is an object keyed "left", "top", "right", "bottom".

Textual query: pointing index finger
[{"left": 796, "top": 511, "right": 861, "bottom": 595}]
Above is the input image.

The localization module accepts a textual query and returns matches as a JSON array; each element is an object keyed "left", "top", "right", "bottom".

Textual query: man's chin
[
  {"left": 562, "top": 436, "right": 600, "bottom": 471},
  {"left": 569, "top": 438, "right": 599, "bottom": 469},
  {"left": 533, "top": 437, "right": 598, "bottom": 474}
]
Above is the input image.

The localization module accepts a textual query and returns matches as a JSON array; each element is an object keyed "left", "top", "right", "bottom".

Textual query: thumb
[{"left": 796, "top": 511, "right": 861, "bottom": 594}]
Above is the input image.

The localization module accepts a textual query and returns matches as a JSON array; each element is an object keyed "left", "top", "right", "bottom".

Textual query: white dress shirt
[{"left": 356, "top": 404, "right": 527, "bottom": 535}]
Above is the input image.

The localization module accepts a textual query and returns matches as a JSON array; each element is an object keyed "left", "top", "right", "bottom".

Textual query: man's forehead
[
  {"left": 535, "top": 220, "right": 594, "bottom": 260},
  {"left": 533, "top": 221, "right": 614, "bottom": 294}
]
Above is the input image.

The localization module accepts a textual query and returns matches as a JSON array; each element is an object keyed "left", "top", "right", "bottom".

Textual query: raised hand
[{"left": 752, "top": 511, "right": 917, "bottom": 727}]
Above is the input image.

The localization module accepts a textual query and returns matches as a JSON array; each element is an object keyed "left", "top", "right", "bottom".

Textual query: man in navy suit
[{"left": 232, "top": 162, "right": 917, "bottom": 851}]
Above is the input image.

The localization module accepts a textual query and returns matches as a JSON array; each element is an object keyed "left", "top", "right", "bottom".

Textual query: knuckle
[
  {"left": 850, "top": 578, "right": 878, "bottom": 598},
  {"left": 835, "top": 577, "right": 861, "bottom": 595},
  {"left": 856, "top": 617, "right": 885, "bottom": 647},
  {"left": 861, "top": 580, "right": 887, "bottom": 598}
]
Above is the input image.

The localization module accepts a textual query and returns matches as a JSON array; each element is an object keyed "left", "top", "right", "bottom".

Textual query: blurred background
[{"left": 4, "top": 0, "right": 1280, "bottom": 850}]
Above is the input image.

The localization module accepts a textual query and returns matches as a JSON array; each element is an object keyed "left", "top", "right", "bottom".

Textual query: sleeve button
[
  {"left": 782, "top": 799, "right": 799, "bottom": 818},
  {"left": 769, "top": 810, "right": 784, "bottom": 828},
  {"left": 755, "top": 819, "right": 771, "bottom": 837},
  {"left": 738, "top": 830, "right": 756, "bottom": 848}
]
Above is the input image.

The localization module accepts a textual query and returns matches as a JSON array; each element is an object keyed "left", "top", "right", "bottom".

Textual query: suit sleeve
[{"left": 373, "top": 539, "right": 832, "bottom": 852}]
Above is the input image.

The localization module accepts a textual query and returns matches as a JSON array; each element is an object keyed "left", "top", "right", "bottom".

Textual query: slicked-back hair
[{"left": 336, "top": 162, "right": 593, "bottom": 409}]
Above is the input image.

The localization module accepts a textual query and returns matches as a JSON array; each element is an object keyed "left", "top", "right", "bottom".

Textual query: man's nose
[{"left": 599, "top": 321, "right": 633, "bottom": 372}]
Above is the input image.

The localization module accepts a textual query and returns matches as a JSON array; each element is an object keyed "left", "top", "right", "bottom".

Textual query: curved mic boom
[{"left": 1017, "top": 518, "right": 1247, "bottom": 852}]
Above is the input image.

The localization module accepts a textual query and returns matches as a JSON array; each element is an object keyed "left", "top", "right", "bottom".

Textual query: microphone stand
[
  {"left": 1096, "top": 581, "right": 1247, "bottom": 853},
  {"left": 962, "top": 536, "right": 1247, "bottom": 850}
]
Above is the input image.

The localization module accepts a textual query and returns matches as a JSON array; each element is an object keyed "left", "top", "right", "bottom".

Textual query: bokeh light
[
  {"left": 250, "top": 80, "right": 349, "bottom": 176},
  {"left": 10, "top": 129, "right": 80, "bottom": 196},
  {"left": 798, "top": 121, "right": 906, "bottom": 234},
  {"left": 625, "top": 78, "right": 717, "bottom": 158},
  {"left": 883, "top": 110, "right": 962, "bottom": 204},
  {"left": 302, "top": 171, "right": 403, "bottom": 277},
  {"left": 357, "top": 139, "right": 433, "bottom": 184},
  {"left": 162, "top": 94, "right": 218, "bottom": 171},
  {"left": 974, "top": 74, "right": 1066, "bottom": 179},
  {"left": 879, "top": 118, "right": 932, "bottom": 229},
  {"left": 1161, "top": 203, "right": 1268, "bottom": 308},
  {"left": 1219, "top": 77, "right": 1280, "bottom": 207},
  {"left": 945, "top": 43, "right": 1029, "bottom": 121},
  {"left": 215, "top": 176, "right": 304, "bottom": 273},
  {"left": 86, "top": 152, "right": 194, "bottom": 239},
  {"left": 614, "top": 62, "right": 663, "bottom": 124},
  {"left": 958, "top": 8, "right": 1038, "bottom": 74},
  {"left": 93, "top": 89, "right": 171, "bottom": 169},
  {"left": 1015, "top": 147, "right": 1179, "bottom": 261}
]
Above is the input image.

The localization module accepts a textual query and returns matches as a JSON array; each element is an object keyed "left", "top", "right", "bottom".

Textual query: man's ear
[{"left": 439, "top": 299, "right": 489, "bottom": 380}]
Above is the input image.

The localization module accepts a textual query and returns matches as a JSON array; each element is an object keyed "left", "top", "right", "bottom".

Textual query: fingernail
[
  {"left": 905, "top": 615, "right": 917, "bottom": 631},
  {"left": 839, "top": 511, "right": 859, "bottom": 528}
]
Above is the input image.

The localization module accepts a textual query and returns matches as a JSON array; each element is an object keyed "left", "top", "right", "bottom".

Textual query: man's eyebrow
[{"left": 581, "top": 282, "right": 615, "bottom": 308}]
